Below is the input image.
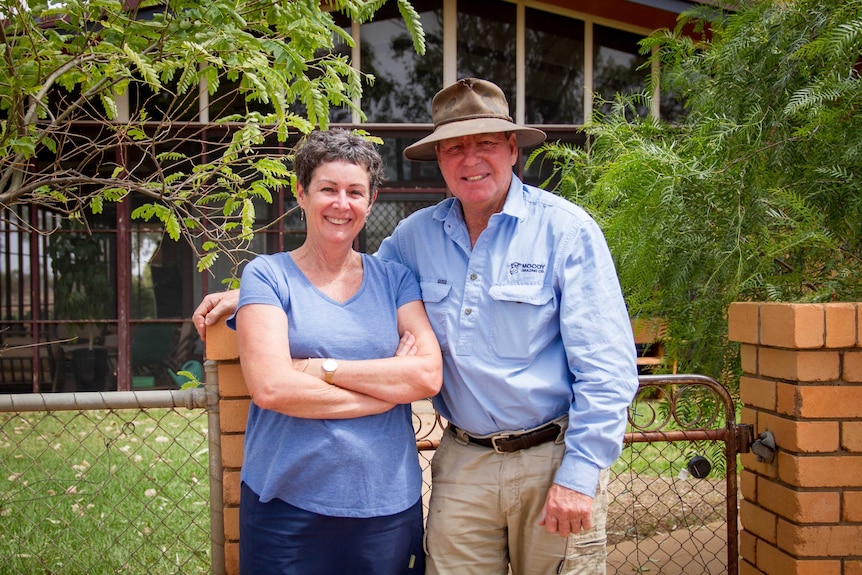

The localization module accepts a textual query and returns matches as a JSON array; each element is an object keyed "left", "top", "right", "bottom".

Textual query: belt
[{"left": 450, "top": 422, "right": 562, "bottom": 454}]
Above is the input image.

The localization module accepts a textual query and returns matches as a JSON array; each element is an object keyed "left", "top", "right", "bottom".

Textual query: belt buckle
[{"left": 490, "top": 434, "right": 513, "bottom": 454}]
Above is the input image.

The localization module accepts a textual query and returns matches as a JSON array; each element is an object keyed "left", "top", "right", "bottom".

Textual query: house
[{"left": 0, "top": 0, "right": 693, "bottom": 392}]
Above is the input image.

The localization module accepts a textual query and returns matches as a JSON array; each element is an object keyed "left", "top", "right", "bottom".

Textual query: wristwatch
[{"left": 321, "top": 358, "right": 338, "bottom": 385}]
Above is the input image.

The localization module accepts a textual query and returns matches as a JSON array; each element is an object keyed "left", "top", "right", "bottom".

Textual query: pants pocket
[{"left": 560, "top": 529, "right": 607, "bottom": 575}]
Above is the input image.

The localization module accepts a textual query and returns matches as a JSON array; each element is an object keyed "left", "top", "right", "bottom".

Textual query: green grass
[{"left": 0, "top": 408, "right": 210, "bottom": 575}]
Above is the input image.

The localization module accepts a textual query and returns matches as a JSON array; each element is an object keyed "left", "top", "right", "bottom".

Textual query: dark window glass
[
  {"left": 593, "top": 25, "right": 649, "bottom": 118},
  {"left": 130, "top": 229, "right": 194, "bottom": 320},
  {"left": 520, "top": 130, "right": 587, "bottom": 190},
  {"left": 47, "top": 226, "right": 116, "bottom": 323},
  {"left": 660, "top": 84, "right": 688, "bottom": 124},
  {"left": 359, "top": 0, "right": 443, "bottom": 123},
  {"left": 130, "top": 77, "right": 199, "bottom": 122},
  {"left": 456, "top": 0, "right": 516, "bottom": 101},
  {"left": 378, "top": 134, "right": 444, "bottom": 187},
  {"left": 525, "top": 9, "right": 585, "bottom": 125},
  {"left": 45, "top": 84, "right": 104, "bottom": 122},
  {"left": 209, "top": 76, "right": 277, "bottom": 121}
]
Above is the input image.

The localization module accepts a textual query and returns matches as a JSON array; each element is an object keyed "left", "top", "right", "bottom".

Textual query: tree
[
  {"left": 0, "top": 0, "right": 425, "bottom": 279},
  {"left": 532, "top": 0, "right": 862, "bottom": 385}
]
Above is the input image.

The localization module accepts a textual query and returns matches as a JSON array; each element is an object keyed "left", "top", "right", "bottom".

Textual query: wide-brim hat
[{"left": 403, "top": 78, "right": 547, "bottom": 162}]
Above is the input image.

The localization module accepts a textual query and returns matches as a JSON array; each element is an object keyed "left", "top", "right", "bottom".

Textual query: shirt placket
[{"left": 455, "top": 231, "right": 491, "bottom": 357}]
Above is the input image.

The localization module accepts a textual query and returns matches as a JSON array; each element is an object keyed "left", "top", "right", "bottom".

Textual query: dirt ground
[{"left": 607, "top": 472, "right": 728, "bottom": 545}]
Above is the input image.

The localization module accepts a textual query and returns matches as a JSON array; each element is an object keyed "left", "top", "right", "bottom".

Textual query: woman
[{"left": 229, "top": 129, "right": 442, "bottom": 574}]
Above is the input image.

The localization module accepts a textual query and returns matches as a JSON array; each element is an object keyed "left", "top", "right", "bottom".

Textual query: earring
[{"left": 300, "top": 208, "right": 305, "bottom": 221}]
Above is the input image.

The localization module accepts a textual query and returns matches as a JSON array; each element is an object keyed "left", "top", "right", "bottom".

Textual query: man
[{"left": 194, "top": 78, "right": 639, "bottom": 575}]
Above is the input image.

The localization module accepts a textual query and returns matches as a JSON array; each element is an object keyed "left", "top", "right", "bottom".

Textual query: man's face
[{"left": 435, "top": 132, "right": 518, "bottom": 211}]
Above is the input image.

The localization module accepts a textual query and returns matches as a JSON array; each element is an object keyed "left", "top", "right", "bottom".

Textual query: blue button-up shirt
[{"left": 376, "top": 175, "right": 639, "bottom": 496}]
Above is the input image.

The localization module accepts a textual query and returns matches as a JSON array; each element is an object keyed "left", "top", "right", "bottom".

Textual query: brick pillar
[
  {"left": 729, "top": 302, "right": 862, "bottom": 575},
  {"left": 206, "top": 319, "right": 247, "bottom": 575}
]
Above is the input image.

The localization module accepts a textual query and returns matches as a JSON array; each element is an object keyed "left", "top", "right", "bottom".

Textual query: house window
[
  {"left": 456, "top": 0, "right": 516, "bottom": 99},
  {"left": 524, "top": 8, "right": 585, "bottom": 125},
  {"left": 359, "top": 0, "right": 443, "bottom": 123},
  {"left": 593, "top": 24, "right": 650, "bottom": 118}
]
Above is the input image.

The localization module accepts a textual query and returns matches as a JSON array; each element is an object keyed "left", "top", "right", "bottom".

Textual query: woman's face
[{"left": 297, "top": 160, "right": 374, "bottom": 247}]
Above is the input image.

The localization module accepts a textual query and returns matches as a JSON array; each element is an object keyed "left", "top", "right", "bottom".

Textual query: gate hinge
[{"left": 734, "top": 423, "right": 754, "bottom": 454}]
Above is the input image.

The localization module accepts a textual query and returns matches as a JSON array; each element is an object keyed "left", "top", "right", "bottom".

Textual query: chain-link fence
[
  {"left": 0, "top": 390, "right": 213, "bottom": 575},
  {"left": 362, "top": 197, "right": 443, "bottom": 254},
  {"left": 608, "top": 375, "right": 747, "bottom": 575},
  {"left": 1, "top": 376, "right": 744, "bottom": 575}
]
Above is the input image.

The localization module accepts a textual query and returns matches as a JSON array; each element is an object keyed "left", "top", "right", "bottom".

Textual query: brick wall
[
  {"left": 205, "top": 320, "right": 245, "bottom": 575},
  {"left": 729, "top": 302, "right": 862, "bottom": 575}
]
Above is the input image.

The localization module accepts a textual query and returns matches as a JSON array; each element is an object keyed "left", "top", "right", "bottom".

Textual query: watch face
[{"left": 322, "top": 359, "right": 338, "bottom": 372}]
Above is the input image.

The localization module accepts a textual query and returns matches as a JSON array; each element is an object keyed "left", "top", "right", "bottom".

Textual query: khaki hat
[{"left": 403, "top": 78, "right": 547, "bottom": 162}]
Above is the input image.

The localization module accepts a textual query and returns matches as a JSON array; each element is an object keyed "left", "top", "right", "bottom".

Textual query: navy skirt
[{"left": 239, "top": 482, "right": 425, "bottom": 575}]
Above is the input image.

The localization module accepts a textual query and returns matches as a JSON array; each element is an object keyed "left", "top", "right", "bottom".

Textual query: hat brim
[{"left": 403, "top": 118, "right": 547, "bottom": 162}]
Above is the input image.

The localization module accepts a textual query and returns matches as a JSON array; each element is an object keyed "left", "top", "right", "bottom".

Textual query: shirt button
[
  {"left": 464, "top": 308, "right": 472, "bottom": 315},
  {"left": 470, "top": 273, "right": 478, "bottom": 280}
]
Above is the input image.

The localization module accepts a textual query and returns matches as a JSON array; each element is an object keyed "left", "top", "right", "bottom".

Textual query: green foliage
[
  {"left": 0, "top": 0, "right": 425, "bottom": 277},
  {"left": 533, "top": 0, "right": 862, "bottom": 386}
]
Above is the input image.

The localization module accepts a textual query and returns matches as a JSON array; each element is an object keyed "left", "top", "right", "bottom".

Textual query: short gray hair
[{"left": 293, "top": 129, "right": 384, "bottom": 194}]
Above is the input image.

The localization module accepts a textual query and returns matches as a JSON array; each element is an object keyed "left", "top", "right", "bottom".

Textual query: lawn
[{"left": 0, "top": 408, "right": 211, "bottom": 575}]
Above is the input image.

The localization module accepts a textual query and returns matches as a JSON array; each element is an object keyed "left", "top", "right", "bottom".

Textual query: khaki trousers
[{"left": 424, "top": 429, "right": 609, "bottom": 575}]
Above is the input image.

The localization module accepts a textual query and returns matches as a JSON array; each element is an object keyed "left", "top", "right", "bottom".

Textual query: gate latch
[{"left": 751, "top": 430, "right": 777, "bottom": 463}]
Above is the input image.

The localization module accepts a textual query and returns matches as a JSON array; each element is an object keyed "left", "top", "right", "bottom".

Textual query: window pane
[
  {"left": 457, "top": 0, "right": 516, "bottom": 100},
  {"left": 48, "top": 228, "right": 116, "bottom": 322},
  {"left": 131, "top": 77, "right": 200, "bottom": 122},
  {"left": 593, "top": 25, "right": 649, "bottom": 118},
  {"left": 520, "top": 130, "right": 587, "bottom": 189},
  {"left": 130, "top": 229, "right": 193, "bottom": 320},
  {"left": 525, "top": 9, "right": 585, "bottom": 125},
  {"left": 360, "top": 0, "right": 443, "bottom": 123},
  {"left": 209, "top": 76, "right": 276, "bottom": 120},
  {"left": 378, "top": 134, "right": 444, "bottom": 187}
]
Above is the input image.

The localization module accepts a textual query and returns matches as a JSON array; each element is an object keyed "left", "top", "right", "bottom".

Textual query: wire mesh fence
[
  {"left": 608, "top": 443, "right": 730, "bottom": 574},
  {"left": 607, "top": 375, "right": 743, "bottom": 575},
  {"left": 0, "top": 391, "right": 211, "bottom": 575},
  {"left": 0, "top": 376, "right": 742, "bottom": 575}
]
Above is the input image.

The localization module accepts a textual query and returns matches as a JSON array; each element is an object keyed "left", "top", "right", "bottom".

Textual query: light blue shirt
[
  {"left": 229, "top": 253, "right": 423, "bottom": 517},
  {"left": 376, "top": 175, "right": 639, "bottom": 496}
]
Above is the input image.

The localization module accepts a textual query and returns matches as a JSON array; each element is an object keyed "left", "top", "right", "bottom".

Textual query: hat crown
[{"left": 432, "top": 78, "right": 512, "bottom": 128}]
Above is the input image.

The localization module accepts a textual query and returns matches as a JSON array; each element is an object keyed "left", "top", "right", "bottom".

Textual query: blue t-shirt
[{"left": 229, "top": 252, "right": 423, "bottom": 517}]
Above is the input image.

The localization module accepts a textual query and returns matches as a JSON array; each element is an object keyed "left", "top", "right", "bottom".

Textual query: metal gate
[{"left": 608, "top": 374, "right": 752, "bottom": 575}]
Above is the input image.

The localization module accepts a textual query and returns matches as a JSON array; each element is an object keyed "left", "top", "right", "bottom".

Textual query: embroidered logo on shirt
[{"left": 508, "top": 262, "right": 546, "bottom": 276}]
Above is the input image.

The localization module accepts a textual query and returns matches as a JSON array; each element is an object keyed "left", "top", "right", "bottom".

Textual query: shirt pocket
[
  {"left": 488, "top": 283, "right": 556, "bottom": 359},
  {"left": 420, "top": 280, "right": 452, "bottom": 350}
]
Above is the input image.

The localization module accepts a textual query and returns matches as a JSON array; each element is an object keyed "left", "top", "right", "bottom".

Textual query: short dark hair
[{"left": 293, "top": 129, "right": 384, "bottom": 194}]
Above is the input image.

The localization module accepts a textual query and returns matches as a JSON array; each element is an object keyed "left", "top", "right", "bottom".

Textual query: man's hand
[
  {"left": 539, "top": 484, "right": 594, "bottom": 537},
  {"left": 394, "top": 330, "right": 418, "bottom": 357},
  {"left": 193, "top": 290, "right": 240, "bottom": 340}
]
